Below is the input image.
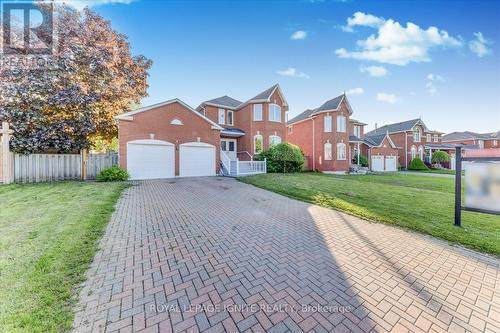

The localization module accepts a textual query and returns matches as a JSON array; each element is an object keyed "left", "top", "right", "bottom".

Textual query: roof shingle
[
  {"left": 366, "top": 118, "right": 422, "bottom": 136},
  {"left": 204, "top": 95, "right": 243, "bottom": 109}
]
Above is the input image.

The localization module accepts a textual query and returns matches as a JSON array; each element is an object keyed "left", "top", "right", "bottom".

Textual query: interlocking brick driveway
[{"left": 72, "top": 177, "right": 500, "bottom": 333}]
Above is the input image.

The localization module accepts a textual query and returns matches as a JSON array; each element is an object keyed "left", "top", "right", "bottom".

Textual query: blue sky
[{"left": 84, "top": 0, "right": 499, "bottom": 133}]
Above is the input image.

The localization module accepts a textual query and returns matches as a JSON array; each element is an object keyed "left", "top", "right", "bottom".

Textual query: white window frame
[
  {"left": 227, "top": 110, "right": 234, "bottom": 126},
  {"left": 268, "top": 104, "right": 281, "bottom": 122},
  {"left": 324, "top": 116, "right": 332, "bottom": 133},
  {"left": 353, "top": 125, "right": 361, "bottom": 138},
  {"left": 253, "top": 104, "right": 263, "bottom": 121},
  {"left": 494, "top": 140, "right": 498, "bottom": 146},
  {"left": 418, "top": 146, "right": 424, "bottom": 160},
  {"left": 218, "top": 108, "right": 225, "bottom": 125},
  {"left": 426, "top": 134, "right": 431, "bottom": 142},
  {"left": 254, "top": 135, "right": 263, "bottom": 154},
  {"left": 324, "top": 142, "right": 332, "bottom": 160},
  {"left": 411, "top": 146, "right": 417, "bottom": 159},
  {"left": 478, "top": 140, "right": 484, "bottom": 149},
  {"left": 288, "top": 126, "right": 293, "bottom": 134},
  {"left": 337, "top": 115, "right": 346, "bottom": 132},
  {"left": 337, "top": 143, "right": 346, "bottom": 160},
  {"left": 414, "top": 128, "right": 421, "bottom": 142},
  {"left": 434, "top": 134, "right": 438, "bottom": 142},
  {"left": 269, "top": 135, "right": 282, "bottom": 148}
]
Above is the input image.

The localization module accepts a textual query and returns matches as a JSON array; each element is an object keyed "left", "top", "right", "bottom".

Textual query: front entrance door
[{"left": 221, "top": 139, "right": 237, "bottom": 160}]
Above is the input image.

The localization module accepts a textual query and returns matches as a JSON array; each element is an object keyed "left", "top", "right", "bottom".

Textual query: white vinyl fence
[
  {"left": 86, "top": 153, "right": 119, "bottom": 180},
  {"left": 13, "top": 152, "right": 118, "bottom": 183}
]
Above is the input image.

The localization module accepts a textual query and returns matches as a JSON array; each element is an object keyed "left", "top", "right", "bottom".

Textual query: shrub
[
  {"left": 408, "top": 157, "right": 429, "bottom": 170},
  {"left": 431, "top": 151, "right": 450, "bottom": 165},
  {"left": 96, "top": 166, "right": 129, "bottom": 182},
  {"left": 255, "top": 142, "right": 305, "bottom": 173},
  {"left": 353, "top": 154, "right": 369, "bottom": 167}
]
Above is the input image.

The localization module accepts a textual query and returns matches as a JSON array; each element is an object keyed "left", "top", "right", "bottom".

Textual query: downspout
[
  {"left": 357, "top": 141, "right": 360, "bottom": 165},
  {"left": 405, "top": 132, "right": 408, "bottom": 168},
  {"left": 312, "top": 117, "right": 315, "bottom": 170}
]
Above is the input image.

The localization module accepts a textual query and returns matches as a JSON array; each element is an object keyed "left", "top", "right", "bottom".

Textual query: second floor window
[
  {"left": 288, "top": 126, "right": 293, "bottom": 134},
  {"left": 324, "top": 116, "right": 332, "bottom": 132},
  {"left": 478, "top": 140, "right": 484, "bottom": 149},
  {"left": 427, "top": 134, "right": 431, "bottom": 142},
  {"left": 253, "top": 104, "right": 262, "bottom": 121},
  {"left": 414, "top": 128, "right": 421, "bottom": 142},
  {"left": 353, "top": 125, "right": 361, "bottom": 138},
  {"left": 434, "top": 134, "right": 438, "bottom": 142},
  {"left": 269, "top": 104, "right": 281, "bottom": 122},
  {"left": 227, "top": 111, "right": 234, "bottom": 126},
  {"left": 218, "top": 109, "right": 225, "bottom": 125},
  {"left": 337, "top": 115, "right": 346, "bottom": 132}
]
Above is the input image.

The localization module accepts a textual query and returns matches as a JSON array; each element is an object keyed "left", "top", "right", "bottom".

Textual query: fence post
[
  {"left": 1, "top": 122, "right": 13, "bottom": 184},
  {"left": 454, "top": 147, "right": 462, "bottom": 226},
  {"left": 81, "top": 149, "right": 88, "bottom": 180}
]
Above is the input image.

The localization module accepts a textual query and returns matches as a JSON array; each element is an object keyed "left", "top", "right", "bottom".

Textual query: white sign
[{"left": 465, "top": 162, "right": 500, "bottom": 212}]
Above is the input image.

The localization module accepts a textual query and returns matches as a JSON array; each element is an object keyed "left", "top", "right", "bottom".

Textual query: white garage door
[
  {"left": 179, "top": 142, "right": 216, "bottom": 177},
  {"left": 385, "top": 156, "right": 397, "bottom": 171},
  {"left": 371, "top": 155, "right": 384, "bottom": 172},
  {"left": 127, "top": 140, "right": 175, "bottom": 180}
]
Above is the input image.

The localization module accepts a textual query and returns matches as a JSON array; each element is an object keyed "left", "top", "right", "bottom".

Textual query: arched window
[
  {"left": 254, "top": 135, "right": 263, "bottom": 154},
  {"left": 411, "top": 146, "right": 417, "bottom": 159},
  {"left": 268, "top": 104, "right": 282, "bottom": 122},
  {"left": 337, "top": 143, "right": 346, "bottom": 160},
  {"left": 324, "top": 142, "right": 332, "bottom": 160},
  {"left": 170, "top": 118, "right": 183, "bottom": 125},
  {"left": 414, "top": 127, "right": 421, "bottom": 142},
  {"left": 269, "top": 135, "right": 281, "bottom": 148},
  {"left": 418, "top": 146, "right": 424, "bottom": 160}
]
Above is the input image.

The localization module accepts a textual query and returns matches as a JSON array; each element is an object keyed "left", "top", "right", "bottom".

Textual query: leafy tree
[
  {"left": 431, "top": 151, "right": 450, "bottom": 165},
  {"left": 0, "top": 5, "right": 152, "bottom": 153},
  {"left": 408, "top": 157, "right": 429, "bottom": 170},
  {"left": 353, "top": 154, "right": 369, "bottom": 167},
  {"left": 256, "top": 142, "right": 305, "bottom": 173}
]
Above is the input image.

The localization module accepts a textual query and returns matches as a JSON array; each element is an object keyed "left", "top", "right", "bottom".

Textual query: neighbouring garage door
[
  {"left": 371, "top": 155, "right": 384, "bottom": 172},
  {"left": 179, "top": 142, "right": 216, "bottom": 177},
  {"left": 127, "top": 140, "right": 175, "bottom": 180},
  {"left": 385, "top": 156, "right": 397, "bottom": 171}
]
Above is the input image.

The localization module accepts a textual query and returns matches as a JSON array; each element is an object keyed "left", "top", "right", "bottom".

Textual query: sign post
[{"left": 454, "top": 147, "right": 462, "bottom": 226}]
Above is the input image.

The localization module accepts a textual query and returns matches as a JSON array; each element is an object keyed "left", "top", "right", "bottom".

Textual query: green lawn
[
  {"left": 239, "top": 173, "right": 500, "bottom": 255},
  {"left": 405, "top": 168, "right": 458, "bottom": 175},
  {"left": 0, "top": 182, "right": 129, "bottom": 333}
]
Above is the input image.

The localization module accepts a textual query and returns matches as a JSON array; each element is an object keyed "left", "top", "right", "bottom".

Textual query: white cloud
[
  {"left": 290, "top": 31, "right": 307, "bottom": 40},
  {"left": 469, "top": 32, "right": 492, "bottom": 57},
  {"left": 376, "top": 93, "right": 399, "bottom": 104},
  {"left": 426, "top": 73, "right": 444, "bottom": 95},
  {"left": 345, "top": 88, "right": 364, "bottom": 95},
  {"left": 359, "top": 65, "right": 389, "bottom": 77},
  {"left": 60, "top": 0, "right": 135, "bottom": 10},
  {"left": 342, "top": 11, "right": 384, "bottom": 32},
  {"left": 277, "top": 67, "right": 309, "bottom": 79},
  {"left": 336, "top": 13, "right": 463, "bottom": 65}
]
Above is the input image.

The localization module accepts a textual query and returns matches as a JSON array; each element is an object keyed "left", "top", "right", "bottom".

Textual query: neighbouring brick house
[
  {"left": 365, "top": 118, "right": 445, "bottom": 169},
  {"left": 286, "top": 94, "right": 399, "bottom": 172},
  {"left": 442, "top": 131, "right": 500, "bottom": 149},
  {"left": 115, "top": 84, "right": 287, "bottom": 180}
]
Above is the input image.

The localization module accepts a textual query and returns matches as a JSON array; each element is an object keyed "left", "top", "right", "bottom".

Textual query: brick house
[
  {"left": 365, "top": 118, "right": 444, "bottom": 169},
  {"left": 115, "top": 84, "right": 287, "bottom": 179},
  {"left": 442, "top": 131, "right": 500, "bottom": 149},
  {"left": 286, "top": 94, "right": 399, "bottom": 172}
]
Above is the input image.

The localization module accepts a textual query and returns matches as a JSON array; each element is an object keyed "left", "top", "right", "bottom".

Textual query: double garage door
[
  {"left": 127, "top": 140, "right": 216, "bottom": 180},
  {"left": 371, "top": 155, "right": 397, "bottom": 172}
]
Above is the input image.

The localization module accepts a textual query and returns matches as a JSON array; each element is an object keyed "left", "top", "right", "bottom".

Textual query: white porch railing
[{"left": 220, "top": 150, "right": 266, "bottom": 176}]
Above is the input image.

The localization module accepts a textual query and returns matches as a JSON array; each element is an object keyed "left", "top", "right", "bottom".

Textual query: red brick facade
[
  {"left": 287, "top": 100, "right": 350, "bottom": 172},
  {"left": 118, "top": 101, "right": 221, "bottom": 175}
]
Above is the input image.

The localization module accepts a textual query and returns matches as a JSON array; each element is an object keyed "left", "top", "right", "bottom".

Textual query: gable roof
[
  {"left": 442, "top": 131, "right": 500, "bottom": 141},
  {"left": 366, "top": 118, "right": 426, "bottom": 136},
  {"left": 239, "top": 84, "right": 288, "bottom": 108},
  {"left": 114, "top": 98, "right": 223, "bottom": 130},
  {"left": 363, "top": 133, "right": 397, "bottom": 148},
  {"left": 287, "top": 94, "right": 352, "bottom": 125},
  {"left": 203, "top": 95, "right": 243, "bottom": 109}
]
